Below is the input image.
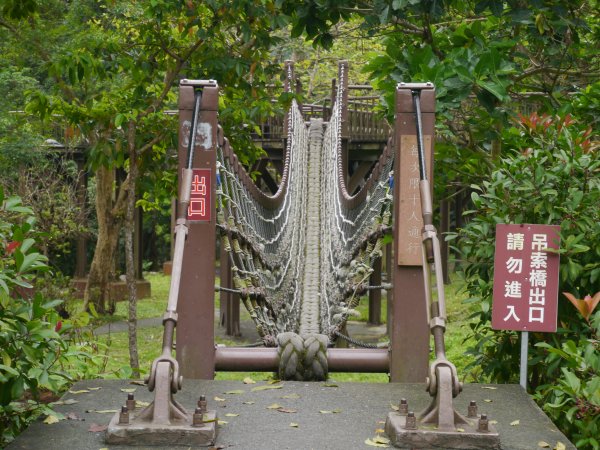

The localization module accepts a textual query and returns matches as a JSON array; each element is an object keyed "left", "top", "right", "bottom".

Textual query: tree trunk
[
  {"left": 125, "top": 122, "right": 140, "bottom": 377},
  {"left": 83, "top": 165, "right": 123, "bottom": 315}
]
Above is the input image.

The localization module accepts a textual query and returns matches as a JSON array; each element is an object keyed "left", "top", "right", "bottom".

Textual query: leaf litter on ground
[
  {"left": 224, "top": 389, "right": 245, "bottom": 395},
  {"left": 251, "top": 384, "right": 283, "bottom": 392},
  {"left": 281, "top": 393, "right": 300, "bottom": 399},
  {"left": 88, "top": 423, "right": 108, "bottom": 432},
  {"left": 365, "top": 435, "right": 390, "bottom": 448}
]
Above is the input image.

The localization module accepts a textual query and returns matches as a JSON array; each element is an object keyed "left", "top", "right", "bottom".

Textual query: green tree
[{"left": 1, "top": 0, "right": 291, "bottom": 375}]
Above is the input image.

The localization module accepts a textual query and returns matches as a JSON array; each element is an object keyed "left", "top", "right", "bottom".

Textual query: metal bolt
[
  {"left": 192, "top": 407, "right": 204, "bottom": 427},
  {"left": 405, "top": 411, "right": 417, "bottom": 430},
  {"left": 478, "top": 413, "right": 489, "bottom": 432},
  {"left": 197, "top": 395, "right": 207, "bottom": 413},
  {"left": 468, "top": 400, "right": 478, "bottom": 418},
  {"left": 126, "top": 393, "right": 136, "bottom": 411},
  {"left": 399, "top": 398, "right": 408, "bottom": 415},
  {"left": 119, "top": 405, "right": 129, "bottom": 425}
]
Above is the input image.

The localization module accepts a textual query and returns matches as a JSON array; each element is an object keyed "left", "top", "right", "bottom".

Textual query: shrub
[
  {"left": 452, "top": 110, "right": 599, "bottom": 446},
  {"left": 534, "top": 305, "right": 599, "bottom": 450},
  {"left": 0, "top": 188, "right": 96, "bottom": 446}
]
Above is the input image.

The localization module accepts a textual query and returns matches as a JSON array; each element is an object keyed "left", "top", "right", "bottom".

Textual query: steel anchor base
[
  {"left": 106, "top": 409, "right": 217, "bottom": 447},
  {"left": 385, "top": 412, "right": 500, "bottom": 449}
]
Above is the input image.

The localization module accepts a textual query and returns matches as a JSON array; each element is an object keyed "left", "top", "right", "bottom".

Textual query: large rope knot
[{"left": 276, "top": 332, "right": 328, "bottom": 381}]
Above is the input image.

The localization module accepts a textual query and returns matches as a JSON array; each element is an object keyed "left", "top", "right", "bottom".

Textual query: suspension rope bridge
[
  {"left": 215, "top": 64, "right": 393, "bottom": 381},
  {"left": 105, "top": 61, "right": 500, "bottom": 449}
]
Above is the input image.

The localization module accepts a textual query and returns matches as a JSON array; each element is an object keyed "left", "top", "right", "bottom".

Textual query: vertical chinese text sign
[{"left": 492, "top": 224, "right": 560, "bottom": 332}]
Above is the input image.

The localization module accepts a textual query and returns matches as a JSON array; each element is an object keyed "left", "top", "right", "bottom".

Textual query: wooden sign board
[{"left": 396, "top": 134, "right": 432, "bottom": 266}]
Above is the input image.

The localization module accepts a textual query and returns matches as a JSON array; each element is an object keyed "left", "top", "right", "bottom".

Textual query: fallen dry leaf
[
  {"left": 69, "top": 389, "right": 90, "bottom": 394},
  {"left": 319, "top": 409, "right": 341, "bottom": 414},
  {"left": 289, "top": 422, "right": 299, "bottom": 428},
  {"left": 243, "top": 377, "right": 256, "bottom": 384},
  {"left": 224, "top": 389, "right": 245, "bottom": 395},
  {"left": 251, "top": 385, "right": 283, "bottom": 392},
  {"left": 277, "top": 407, "right": 297, "bottom": 414},
  {"left": 120, "top": 388, "right": 136, "bottom": 393},
  {"left": 136, "top": 400, "right": 150, "bottom": 408},
  {"left": 52, "top": 399, "right": 79, "bottom": 406},
  {"left": 554, "top": 442, "right": 566, "bottom": 450},
  {"left": 489, "top": 420, "right": 498, "bottom": 425},
  {"left": 389, "top": 403, "right": 399, "bottom": 411},
  {"left": 224, "top": 413, "right": 239, "bottom": 417},
  {"left": 323, "top": 383, "right": 339, "bottom": 388},
  {"left": 217, "top": 420, "right": 228, "bottom": 425},
  {"left": 242, "top": 401, "right": 255, "bottom": 405},
  {"left": 375, "top": 428, "right": 385, "bottom": 434},
  {"left": 214, "top": 396, "right": 226, "bottom": 402},
  {"left": 456, "top": 427, "right": 465, "bottom": 432},
  {"left": 65, "top": 412, "right": 84, "bottom": 421},
  {"left": 538, "top": 442, "right": 550, "bottom": 448},
  {"left": 281, "top": 393, "right": 300, "bottom": 399},
  {"left": 98, "top": 448, "right": 109, "bottom": 450},
  {"left": 130, "top": 380, "right": 146, "bottom": 386},
  {"left": 43, "top": 415, "right": 61, "bottom": 424},
  {"left": 365, "top": 438, "right": 390, "bottom": 448},
  {"left": 88, "top": 423, "right": 108, "bottom": 432},
  {"left": 481, "top": 386, "right": 497, "bottom": 390},
  {"left": 510, "top": 420, "right": 520, "bottom": 426},
  {"left": 374, "top": 436, "right": 390, "bottom": 445},
  {"left": 267, "top": 403, "right": 282, "bottom": 409},
  {"left": 86, "top": 409, "right": 118, "bottom": 414},
  {"left": 268, "top": 379, "right": 281, "bottom": 385},
  {"left": 88, "top": 387, "right": 102, "bottom": 391},
  {"left": 483, "top": 399, "right": 493, "bottom": 403}
]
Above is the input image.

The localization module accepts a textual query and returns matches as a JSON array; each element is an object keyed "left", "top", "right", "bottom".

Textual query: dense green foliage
[
  {"left": 0, "top": 188, "right": 97, "bottom": 446},
  {"left": 1, "top": 0, "right": 598, "bottom": 445},
  {"left": 534, "top": 310, "right": 600, "bottom": 449},
  {"left": 454, "top": 109, "right": 599, "bottom": 447}
]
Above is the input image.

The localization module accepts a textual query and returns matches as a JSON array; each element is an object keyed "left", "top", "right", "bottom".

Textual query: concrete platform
[{"left": 8, "top": 380, "right": 574, "bottom": 450}]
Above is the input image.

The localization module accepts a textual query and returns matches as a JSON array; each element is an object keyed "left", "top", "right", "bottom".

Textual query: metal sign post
[{"left": 520, "top": 331, "right": 529, "bottom": 389}]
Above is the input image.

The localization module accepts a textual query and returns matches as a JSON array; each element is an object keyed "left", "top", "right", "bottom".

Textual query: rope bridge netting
[{"left": 215, "top": 67, "right": 393, "bottom": 380}]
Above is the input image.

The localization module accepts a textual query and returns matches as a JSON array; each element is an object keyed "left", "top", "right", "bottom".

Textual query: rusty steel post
[
  {"left": 338, "top": 61, "right": 350, "bottom": 187},
  {"left": 177, "top": 80, "right": 218, "bottom": 379},
  {"left": 368, "top": 257, "right": 382, "bottom": 325},
  {"left": 389, "top": 85, "right": 434, "bottom": 382},
  {"left": 220, "top": 244, "right": 240, "bottom": 336}
]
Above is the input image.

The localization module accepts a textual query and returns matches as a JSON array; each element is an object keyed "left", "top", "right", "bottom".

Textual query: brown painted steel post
[
  {"left": 283, "top": 60, "right": 295, "bottom": 136},
  {"left": 220, "top": 244, "right": 240, "bottom": 336},
  {"left": 368, "top": 257, "right": 382, "bottom": 325},
  {"left": 177, "top": 81, "right": 218, "bottom": 379},
  {"left": 338, "top": 61, "right": 350, "bottom": 185},
  {"left": 389, "top": 85, "right": 435, "bottom": 382},
  {"left": 219, "top": 244, "right": 228, "bottom": 327}
]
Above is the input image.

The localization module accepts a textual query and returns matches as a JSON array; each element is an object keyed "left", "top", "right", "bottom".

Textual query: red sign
[
  {"left": 492, "top": 224, "right": 560, "bottom": 332},
  {"left": 186, "top": 168, "right": 211, "bottom": 222}
]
